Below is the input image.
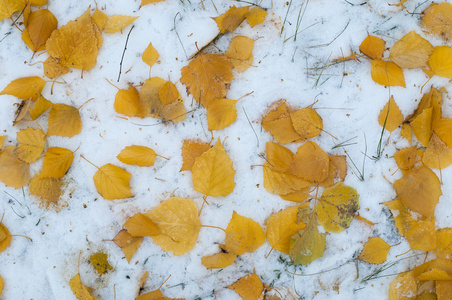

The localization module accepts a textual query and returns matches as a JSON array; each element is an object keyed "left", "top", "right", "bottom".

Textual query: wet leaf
[
  {"left": 359, "top": 35, "right": 385, "bottom": 60},
  {"left": 224, "top": 211, "right": 265, "bottom": 255},
  {"left": 103, "top": 15, "right": 138, "bottom": 33},
  {"left": 113, "top": 229, "right": 143, "bottom": 263},
  {"left": 47, "top": 104, "right": 82, "bottom": 137},
  {"left": 213, "top": 6, "right": 249, "bottom": 34},
  {"left": 378, "top": 96, "right": 403, "bottom": 132},
  {"left": 89, "top": 252, "right": 112, "bottom": 275},
  {"left": 371, "top": 60, "right": 406, "bottom": 87},
  {"left": 93, "top": 164, "right": 133, "bottom": 200},
  {"left": 359, "top": 237, "right": 390, "bottom": 264},
  {"left": 0, "top": 76, "right": 46, "bottom": 101},
  {"left": 180, "top": 139, "right": 210, "bottom": 171},
  {"left": 117, "top": 145, "right": 158, "bottom": 167},
  {"left": 421, "top": 2, "right": 452, "bottom": 41},
  {"left": 0, "top": 146, "right": 30, "bottom": 189},
  {"left": 123, "top": 213, "right": 160, "bottom": 237},
  {"left": 201, "top": 252, "right": 236, "bottom": 269},
  {"left": 15, "top": 127, "right": 45, "bottom": 163},
  {"left": 389, "top": 31, "right": 433, "bottom": 69},
  {"left": 227, "top": 273, "right": 264, "bottom": 300}
]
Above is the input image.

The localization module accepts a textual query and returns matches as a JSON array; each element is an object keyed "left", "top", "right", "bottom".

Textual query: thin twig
[
  {"left": 117, "top": 25, "right": 135, "bottom": 82},
  {"left": 242, "top": 108, "right": 259, "bottom": 147},
  {"left": 173, "top": 13, "right": 188, "bottom": 60},
  {"left": 309, "top": 20, "right": 350, "bottom": 48}
]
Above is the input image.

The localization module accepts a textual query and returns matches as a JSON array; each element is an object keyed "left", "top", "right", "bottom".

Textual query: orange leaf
[
  {"left": 47, "top": 104, "right": 82, "bottom": 137},
  {"left": 93, "top": 164, "right": 133, "bottom": 200},
  {"left": 41, "top": 147, "right": 74, "bottom": 178},
  {"left": 428, "top": 46, "right": 452, "bottom": 78},
  {"left": 262, "top": 100, "right": 302, "bottom": 144},
  {"left": 359, "top": 237, "right": 390, "bottom": 264},
  {"left": 180, "top": 139, "right": 210, "bottom": 171},
  {"left": 359, "top": 35, "right": 385, "bottom": 60},
  {"left": 206, "top": 98, "right": 238, "bottom": 130},
  {"left": 370, "top": 60, "right": 406, "bottom": 87},
  {"left": 0, "top": 0, "right": 26, "bottom": 21},
  {"left": 224, "top": 211, "right": 265, "bottom": 255},
  {"left": 113, "top": 229, "right": 143, "bottom": 263},
  {"left": 227, "top": 273, "right": 264, "bottom": 300},
  {"left": 114, "top": 86, "right": 141, "bottom": 117},
  {"left": 245, "top": 6, "right": 267, "bottom": 27},
  {"left": 213, "top": 6, "right": 249, "bottom": 34}
]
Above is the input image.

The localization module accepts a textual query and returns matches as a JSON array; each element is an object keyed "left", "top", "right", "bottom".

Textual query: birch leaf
[
  {"left": 435, "top": 118, "right": 452, "bottom": 148},
  {"left": 114, "top": 86, "right": 141, "bottom": 117},
  {"left": 29, "top": 173, "right": 65, "bottom": 207},
  {"left": 180, "top": 139, "right": 211, "bottom": 171},
  {"left": 15, "top": 127, "right": 45, "bottom": 163},
  {"left": 93, "top": 164, "right": 133, "bottom": 200},
  {"left": 117, "top": 145, "right": 158, "bottom": 167},
  {"left": 378, "top": 96, "right": 403, "bottom": 132},
  {"left": 246, "top": 6, "right": 267, "bottom": 27},
  {"left": 201, "top": 252, "right": 236, "bottom": 269},
  {"left": 113, "top": 229, "right": 143, "bottom": 263},
  {"left": 0, "top": 0, "right": 26, "bottom": 21},
  {"left": 428, "top": 46, "right": 452, "bottom": 78},
  {"left": 290, "top": 141, "right": 329, "bottom": 183},
  {"left": 290, "top": 107, "right": 323, "bottom": 140},
  {"left": 69, "top": 273, "right": 98, "bottom": 300},
  {"left": 224, "top": 211, "right": 265, "bottom": 255},
  {"left": 142, "top": 42, "right": 159, "bottom": 68},
  {"left": 104, "top": 15, "right": 138, "bottom": 33},
  {"left": 30, "top": 95, "right": 52, "bottom": 120},
  {"left": 422, "top": 133, "right": 452, "bottom": 169},
  {"left": 47, "top": 104, "right": 82, "bottom": 137},
  {"left": 389, "top": 31, "right": 433, "bottom": 69},
  {"left": 262, "top": 100, "right": 302, "bottom": 144},
  {"left": 213, "top": 6, "right": 249, "bottom": 34},
  {"left": 123, "top": 213, "right": 160, "bottom": 237},
  {"left": 0, "top": 146, "right": 30, "bottom": 189},
  {"left": 263, "top": 162, "right": 311, "bottom": 195},
  {"left": 26, "top": 9, "right": 58, "bottom": 52},
  {"left": 371, "top": 60, "right": 406, "bottom": 87},
  {"left": 91, "top": 9, "right": 108, "bottom": 31},
  {"left": 227, "top": 273, "right": 264, "bottom": 300},
  {"left": 359, "top": 237, "right": 391, "bottom": 264},
  {"left": 41, "top": 147, "right": 74, "bottom": 178},
  {"left": 0, "top": 76, "right": 46, "bottom": 101},
  {"left": 0, "top": 222, "right": 12, "bottom": 253},
  {"left": 421, "top": 3, "right": 452, "bottom": 41},
  {"left": 206, "top": 98, "right": 238, "bottom": 130},
  {"left": 359, "top": 35, "right": 385, "bottom": 60}
]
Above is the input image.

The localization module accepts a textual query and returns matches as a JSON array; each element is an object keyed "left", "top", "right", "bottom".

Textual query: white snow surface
[{"left": 0, "top": 0, "right": 451, "bottom": 299}]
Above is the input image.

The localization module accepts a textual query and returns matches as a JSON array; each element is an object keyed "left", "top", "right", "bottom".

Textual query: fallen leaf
[
  {"left": 280, "top": 189, "right": 310, "bottom": 202},
  {"left": 192, "top": 139, "right": 235, "bottom": 197},
  {"left": 428, "top": 46, "right": 452, "bottom": 78},
  {"left": 435, "top": 228, "right": 452, "bottom": 259},
  {"left": 140, "top": 0, "right": 165, "bottom": 7},
  {"left": 359, "top": 237, "right": 391, "bottom": 264},
  {"left": 371, "top": 60, "right": 406, "bottom": 87},
  {"left": 12, "top": 99, "right": 31, "bottom": 125},
  {"left": 405, "top": 220, "right": 437, "bottom": 251},
  {"left": 93, "top": 163, "right": 133, "bottom": 200},
  {"left": 266, "top": 204, "right": 308, "bottom": 254},
  {"left": 0, "top": 275, "right": 3, "bottom": 296},
  {"left": 289, "top": 213, "right": 326, "bottom": 265},
  {"left": 0, "top": 0, "right": 26, "bottom": 21},
  {"left": 265, "top": 141, "right": 293, "bottom": 172},
  {"left": 410, "top": 107, "right": 433, "bottom": 147},
  {"left": 435, "top": 118, "right": 452, "bottom": 148},
  {"left": 289, "top": 107, "right": 323, "bottom": 140},
  {"left": 30, "top": 95, "right": 52, "bottom": 120},
  {"left": 437, "top": 281, "right": 452, "bottom": 300},
  {"left": 41, "top": 147, "right": 74, "bottom": 178},
  {"left": 227, "top": 273, "right": 264, "bottom": 300},
  {"left": 263, "top": 162, "right": 311, "bottom": 195},
  {"left": 113, "top": 229, "right": 143, "bottom": 263},
  {"left": 414, "top": 259, "right": 452, "bottom": 280},
  {"left": 393, "top": 166, "right": 441, "bottom": 219},
  {"left": 245, "top": 6, "right": 267, "bottom": 27},
  {"left": 225, "top": 35, "right": 254, "bottom": 60},
  {"left": 180, "top": 54, "right": 233, "bottom": 107},
  {"left": 206, "top": 98, "right": 238, "bottom": 130},
  {"left": 69, "top": 273, "right": 98, "bottom": 300},
  {"left": 43, "top": 57, "right": 70, "bottom": 79},
  {"left": 422, "top": 133, "right": 452, "bottom": 169},
  {"left": 117, "top": 145, "right": 158, "bottom": 167},
  {"left": 123, "top": 213, "right": 160, "bottom": 237},
  {"left": 145, "top": 197, "right": 201, "bottom": 255},
  {"left": 89, "top": 252, "right": 112, "bottom": 275},
  {"left": 114, "top": 85, "right": 141, "bottom": 117},
  {"left": 378, "top": 96, "right": 403, "bottom": 132},
  {"left": 91, "top": 9, "right": 108, "bottom": 31},
  {"left": 0, "top": 136, "right": 5, "bottom": 149},
  {"left": 316, "top": 182, "right": 359, "bottom": 233},
  {"left": 29, "top": 173, "right": 65, "bottom": 207},
  {"left": 213, "top": 6, "right": 249, "bottom": 33},
  {"left": 30, "top": 0, "right": 47, "bottom": 5},
  {"left": 25, "top": 9, "right": 58, "bottom": 52},
  {"left": 224, "top": 211, "right": 265, "bottom": 255},
  {"left": 45, "top": 9, "right": 102, "bottom": 77},
  {"left": 400, "top": 123, "right": 412, "bottom": 143},
  {"left": 359, "top": 35, "right": 385, "bottom": 60},
  {"left": 47, "top": 103, "right": 82, "bottom": 137},
  {"left": 0, "top": 146, "right": 30, "bottom": 189},
  {"left": 394, "top": 146, "right": 423, "bottom": 172},
  {"left": 389, "top": 31, "right": 433, "bottom": 69},
  {"left": 180, "top": 139, "right": 211, "bottom": 171},
  {"left": 104, "top": 15, "right": 138, "bottom": 33},
  {"left": 319, "top": 155, "right": 347, "bottom": 188},
  {"left": 15, "top": 127, "right": 45, "bottom": 163},
  {"left": 290, "top": 141, "right": 329, "bottom": 182},
  {"left": 388, "top": 271, "right": 417, "bottom": 300},
  {"left": 142, "top": 42, "right": 159, "bottom": 68},
  {"left": 201, "top": 252, "right": 236, "bottom": 269},
  {"left": 383, "top": 199, "right": 421, "bottom": 236},
  {"left": 0, "top": 76, "right": 46, "bottom": 101},
  {"left": 0, "top": 222, "right": 12, "bottom": 253},
  {"left": 262, "top": 100, "right": 302, "bottom": 144},
  {"left": 421, "top": 2, "right": 452, "bottom": 41}
]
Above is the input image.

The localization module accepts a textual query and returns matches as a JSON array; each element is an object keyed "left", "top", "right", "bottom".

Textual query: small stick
[{"left": 117, "top": 25, "right": 135, "bottom": 82}]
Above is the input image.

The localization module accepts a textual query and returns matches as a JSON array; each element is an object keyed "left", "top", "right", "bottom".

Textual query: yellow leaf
[
  {"left": 359, "top": 237, "right": 391, "bottom": 264},
  {"left": 113, "top": 229, "right": 143, "bottom": 263},
  {"left": 43, "top": 56, "right": 70, "bottom": 79},
  {"left": 142, "top": 42, "right": 159, "bottom": 68},
  {"left": 69, "top": 274, "right": 98, "bottom": 300},
  {"left": 15, "top": 127, "right": 45, "bottom": 163},
  {"left": 93, "top": 164, "right": 133, "bottom": 200},
  {"left": 280, "top": 189, "right": 310, "bottom": 202},
  {"left": 263, "top": 162, "right": 311, "bottom": 195},
  {"left": 289, "top": 213, "right": 326, "bottom": 265},
  {"left": 117, "top": 145, "right": 158, "bottom": 167},
  {"left": 47, "top": 103, "right": 82, "bottom": 137},
  {"left": 371, "top": 60, "right": 406, "bottom": 87},
  {"left": 437, "top": 281, "right": 452, "bottom": 300},
  {"left": 0, "top": 275, "right": 3, "bottom": 296},
  {"left": 91, "top": 9, "right": 108, "bottom": 31},
  {"left": 290, "top": 141, "right": 329, "bottom": 182},
  {"left": 428, "top": 46, "right": 452, "bottom": 78},
  {"left": 29, "top": 0, "right": 47, "bottom": 5},
  {"left": 246, "top": 6, "right": 267, "bottom": 27},
  {"left": 394, "top": 147, "right": 422, "bottom": 172},
  {"left": 422, "top": 133, "right": 452, "bottom": 169},
  {"left": 180, "top": 54, "right": 233, "bottom": 107},
  {"left": 104, "top": 15, "right": 138, "bottom": 33},
  {"left": 123, "top": 213, "right": 160, "bottom": 237},
  {"left": 0, "top": 136, "right": 5, "bottom": 149},
  {"left": 262, "top": 100, "right": 302, "bottom": 144},
  {"left": 436, "top": 228, "right": 452, "bottom": 259},
  {"left": 114, "top": 86, "right": 141, "bottom": 117},
  {"left": 224, "top": 211, "right": 265, "bottom": 255},
  {"left": 383, "top": 199, "right": 420, "bottom": 236},
  {"left": 316, "top": 182, "right": 359, "bottom": 233},
  {"left": 266, "top": 141, "right": 293, "bottom": 172},
  {"left": 410, "top": 107, "right": 432, "bottom": 147},
  {"left": 414, "top": 259, "right": 452, "bottom": 280},
  {"left": 145, "top": 197, "right": 201, "bottom": 255},
  {"left": 0, "top": 0, "right": 26, "bottom": 21},
  {"left": 201, "top": 252, "right": 236, "bottom": 269},
  {"left": 405, "top": 220, "right": 437, "bottom": 251},
  {"left": 421, "top": 3, "right": 452, "bottom": 41},
  {"left": 359, "top": 35, "right": 385, "bottom": 60},
  {"left": 393, "top": 166, "right": 441, "bottom": 219},
  {"left": 0, "top": 146, "right": 30, "bottom": 189},
  {"left": 389, "top": 31, "right": 433, "bottom": 69},
  {"left": 192, "top": 139, "right": 235, "bottom": 197},
  {"left": 213, "top": 6, "right": 249, "bottom": 34},
  {"left": 206, "top": 98, "right": 238, "bottom": 130},
  {"left": 29, "top": 173, "right": 65, "bottom": 207},
  {"left": 378, "top": 96, "right": 403, "bottom": 132},
  {"left": 266, "top": 204, "right": 307, "bottom": 254},
  {"left": 140, "top": 0, "right": 165, "bottom": 7},
  {"left": 319, "top": 155, "right": 347, "bottom": 188},
  {"left": 22, "top": 28, "right": 45, "bottom": 52},
  {"left": 89, "top": 252, "right": 112, "bottom": 275},
  {"left": 388, "top": 271, "right": 417, "bottom": 300},
  {"left": 0, "top": 76, "right": 46, "bottom": 101},
  {"left": 435, "top": 118, "right": 452, "bottom": 148},
  {"left": 229, "top": 55, "right": 254, "bottom": 72},
  {"left": 400, "top": 123, "right": 412, "bottom": 143},
  {"left": 26, "top": 9, "right": 58, "bottom": 52},
  {"left": 46, "top": 9, "right": 102, "bottom": 76},
  {"left": 225, "top": 35, "right": 254, "bottom": 60},
  {"left": 41, "top": 147, "right": 74, "bottom": 178},
  {"left": 180, "top": 139, "right": 210, "bottom": 171},
  {"left": 290, "top": 107, "right": 323, "bottom": 140},
  {"left": 30, "top": 95, "right": 52, "bottom": 120},
  {"left": 0, "top": 222, "right": 12, "bottom": 253},
  {"left": 227, "top": 273, "right": 264, "bottom": 300},
  {"left": 13, "top": 98, "right": 32, "bottom": 126}
]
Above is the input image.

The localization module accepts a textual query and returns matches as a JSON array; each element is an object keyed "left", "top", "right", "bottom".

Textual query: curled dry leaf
[
  {"left": 15, "top": 127, "right": 46, "bottom": 163},
  {"left": 117, "top": 145, "right": 158, "bottom": 167},
  {"left": 41, "top": 147, "right": 74, "bottom": 178},
  {"left": 227, "top": 273, "right": 264, "bottom": 300},
  {"left": 421, "top": 2, "right": 452, "bottom": 41},
  {"left": 0, "top": 76, "right": 46, "bottom": 101},
  {"left": 389, "top": 31, "right": 433, "bottom": 69},
  {"left": 113, "top": 229, "right": 143, "bottom": 263},
  {"left": 370, "top": 60, "right": 406, "bottom": 87},
  {"left": 47, "top": 104, "right": 82, "bottom": 137},
  {"left": 359, "top": 35, "right": 385, "bottom": 60},
  {"left": 224, "top": 211, "right": 265, "bottom": 255},
  {"left": 0, "top": 146, "right": 30, "bottom": 189},
  {"left": 192, "top": 139, "right": 235, "bottom": 197},
  {"left": 213, "top": 6, "right": 249, "bottom": 34},
  {"left": 103, "top": 15, "right": 138, "bottom": 33},
  {"left": 201, "top": 252, "right": 237, "bottom": 269},
  {"left": 180, "top": 139, "right": 211, "bottom": 171},
  {"left": 428, "top": 46, "right": 452, "bottom": 78},
  {"left": 359, "top": 237, "right": 390, "bottom": 264},
  {"left": 145, "top": 197, "right": 201, "bottom": 255},
  {"left": 378, "top": 96, "right": 403, "bottom": 132},
  {"left": 93, "top": 163, "right": 133, "bottom": 200},
  {"left": 123, "top": 213, "right": 160, "bottom": 237}
]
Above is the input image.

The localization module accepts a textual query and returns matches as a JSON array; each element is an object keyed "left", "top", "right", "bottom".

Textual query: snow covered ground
[{"left": 1, "top": 0, "right": 451, "bottom": 299}]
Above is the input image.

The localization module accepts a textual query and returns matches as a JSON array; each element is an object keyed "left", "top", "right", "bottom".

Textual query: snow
[{"left": 0, "top": 0, "right": 451, "bottom": 299}]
